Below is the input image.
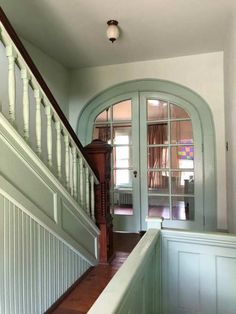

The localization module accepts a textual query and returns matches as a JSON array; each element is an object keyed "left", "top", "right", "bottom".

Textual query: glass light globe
[{"left": 106, "top": 20, "right": 119, "bottom": 43}]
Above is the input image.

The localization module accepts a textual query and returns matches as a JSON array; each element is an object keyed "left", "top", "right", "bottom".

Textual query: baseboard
[{"left": 45, "top": 266, "right": 94, "bottom": 313}]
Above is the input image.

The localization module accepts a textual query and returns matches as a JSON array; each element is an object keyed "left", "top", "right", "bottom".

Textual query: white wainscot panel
[
  {"left": 61, "top": 200, "right": 96, "bottom": 257},
  {"left": 166, "top": 242, "right": 210, "bottom": 314},
  {"left": 216, "top": 256, "right": 236, "bottom": 314},
  {"left": 0, "top": 134, "right": 56, "bottom": 221},
  {"left": 162, "top": 231, "right": 236, "bottom": 314},
  {"left": 178, "top": 252, "right": 200, "bottom": 311},
  {"left": 0, "top": 192, "right": 90, "bottom": 314}
]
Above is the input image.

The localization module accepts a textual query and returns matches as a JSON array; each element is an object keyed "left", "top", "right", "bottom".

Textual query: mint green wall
[
  {"left": 224, "top": 16, "right": 236, "bottom": 234},
  {"left": 68, "top": 52, "right": 227, "bottom": 231},
  {"left": 21, "top": 38, "right": 70, "bottom": 118}
]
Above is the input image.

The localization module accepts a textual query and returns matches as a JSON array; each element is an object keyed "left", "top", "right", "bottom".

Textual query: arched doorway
[{"left": 78, "top": 80, "right": 216, "bottom": 232}]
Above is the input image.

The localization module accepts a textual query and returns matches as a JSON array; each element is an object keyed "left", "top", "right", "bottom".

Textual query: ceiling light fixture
[{"left": 106, "top": 20, "right": 119, "bottom": 43}]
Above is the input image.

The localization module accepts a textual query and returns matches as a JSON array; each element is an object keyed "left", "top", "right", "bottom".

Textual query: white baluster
[
  {"left": 64, "top": 134, "right": 70, "bottom": 190},
  {"left": 79, "top": 156, "right": 84, "bottom": 206},
  {"left": 34, "top": 90, "right": 42, "bottom": 155},
  {"left": 6, "top": 45, "right": 17, "bottom": 124},
  {"left": 72, "top": 147, "right": 78, "bottom": 200},
  {"left": 55, "top": 121, "right": 62, "bottom": 179},
  {"left": 90, "top": 175, "right": 95, "bottom": 221},
  {"left": 77, "top": 155, "right": 81, "bottom": 201},
  {"left": 21, "top": 69, "right": 30, "bottom": 141},
  {"left": 85, "top": 167, "right": 90, "bottom": 217},
  {"left": 69, "top": 147, "right": 73, "bottom": 196},
  {"left": 45, "top": 105, "right": 52, "bottom": 167}
]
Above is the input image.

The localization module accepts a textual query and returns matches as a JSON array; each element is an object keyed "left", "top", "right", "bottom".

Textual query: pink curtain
[{"left": 148, "top": 124, "right": 168, "bottom": 189}]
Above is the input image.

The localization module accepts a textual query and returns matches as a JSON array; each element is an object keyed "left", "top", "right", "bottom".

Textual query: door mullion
[
  {"left": 110, "top": 120, "right": 114, "bottom": 214},
  {"left": 139, "top": 93, "right": 149, "bottom": 230},
  {"left": 131, "top": 92, "right": 141, "bottom": 231},
  {"left": 168, "top": 101, "right": 173, "bottom": 221}
]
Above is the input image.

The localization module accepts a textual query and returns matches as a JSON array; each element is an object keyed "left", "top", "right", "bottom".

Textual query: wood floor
[
  {"left": 50, "top": 232, "right": 141, "bottom": 314},
  {"left": 114, "top": 203, "right": 189, "bottom": 220}
]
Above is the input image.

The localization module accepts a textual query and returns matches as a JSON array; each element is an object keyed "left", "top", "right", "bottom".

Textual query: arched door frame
[{"left": 78, "top": 79, "right": 216, "bottom": 231}]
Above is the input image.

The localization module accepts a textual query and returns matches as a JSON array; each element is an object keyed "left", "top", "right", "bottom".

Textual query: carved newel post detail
[{"left": 84, "top": 139, "right": 113, "bottom": 264}]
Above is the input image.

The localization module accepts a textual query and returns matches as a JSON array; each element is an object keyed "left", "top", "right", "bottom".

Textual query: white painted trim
[
  {"left": 161, "top": 229, "right": 236, "bottom": 314},
  {"left": 0, "top": 112, "right": 100, "bottom": 264},
  {"left": 161, "top": 229, "right": 236, "bottom": 248},
  {"left": 146, "top": 217, "right": 163, "bottom": 229},
  {"left": 0, "top": 112, "right": 99, "bottom": 235},
  {"left": 0, "top": 175, "right": 98, "bottom": 264}
]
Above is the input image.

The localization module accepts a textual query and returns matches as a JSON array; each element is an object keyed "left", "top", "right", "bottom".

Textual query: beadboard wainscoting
[
  {"left": 0, "top": 107, "right": 100, "bottom": 314},
  {"left": 0, "top": 190, "right": 91, "bottom": 314},
  {"left": 0, "top": 114, "right": 100, "bottom": 264}
]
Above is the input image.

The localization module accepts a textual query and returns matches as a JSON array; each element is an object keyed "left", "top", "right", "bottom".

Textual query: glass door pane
[
  {"left": 113, "top": 169, "right": 133, "bottom": 215},
  {"left": 112, "top": 124, "right": 133, "bottom": 216},
  {"left": 93, "top": 95, "right": 140, "bottom": 232},
  {"left": 112, "top": 96, "right": 140, "bottom": 231},
  {"left": 140, "top": 92, "right": 203, "bottom": 231},
  {"left": 92, "top": 92, "right": 203, "bottom": 232}
]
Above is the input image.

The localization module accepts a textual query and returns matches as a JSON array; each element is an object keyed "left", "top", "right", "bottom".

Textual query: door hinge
[
  {"left": 202, "top": 143, "right": 204, "bottom": 152},
  {"left": 203, "top": 215, "right": 206, "bottom": 226}
]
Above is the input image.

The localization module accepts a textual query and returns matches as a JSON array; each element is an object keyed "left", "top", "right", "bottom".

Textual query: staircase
[{"left": 0, "top": 7, "right": 100, "bottom": 314}]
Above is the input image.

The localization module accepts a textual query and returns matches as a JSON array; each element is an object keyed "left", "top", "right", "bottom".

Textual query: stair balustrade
[
  {"left": 0, "top": 8, "right": 101, "bottom": 313},
  {"left": 0, "top": 8, "right": 99, "bottom": 221}
]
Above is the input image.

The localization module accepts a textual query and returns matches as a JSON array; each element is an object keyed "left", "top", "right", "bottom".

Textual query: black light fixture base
[{"left": 107, "top": 20, "right": 118, "bottom": 26}]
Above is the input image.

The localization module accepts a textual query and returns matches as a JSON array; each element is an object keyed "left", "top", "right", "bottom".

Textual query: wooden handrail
[{"left": 0, "top": 6, "right": 98, "bottom": 180}]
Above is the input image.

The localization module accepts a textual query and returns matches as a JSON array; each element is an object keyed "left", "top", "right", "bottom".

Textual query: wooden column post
[{"left": 84, "top": 139, "right": 113, "bottom": 264}]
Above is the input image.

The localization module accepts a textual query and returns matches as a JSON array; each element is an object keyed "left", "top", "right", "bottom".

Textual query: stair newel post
[
  {"left": 6, "top": 45, "right": 17, "bottom": 124},
  {"left": 90, "top": 174, "right": 95, "bottom": 221},
  {"left": 84, "top": 139, "right": 114, "bottom": 264},
  {"left": 85, "top": 167, "right": 90, "bottom": 217},
  {"left": 55, "top": 120, "right": 62, "bottom": 179},
  {"left": 64, "top": 134, "right": 70, "bottom": 191},
  {"left": 21, "top": 68, "right": 30, "bottom": 142},
  {"left": 45, "top": 104, "right": 53, "bottom": 168},
  {"left": 72, "top": 146, "right": 78, "bottom": 200},
  {"left": 34, "top": 89, "right": 42, "bottom": 156}
]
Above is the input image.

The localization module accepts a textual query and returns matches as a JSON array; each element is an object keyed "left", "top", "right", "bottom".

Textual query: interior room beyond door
[{"left": 92, "top": 92, "right": 204, "bottom": 232}]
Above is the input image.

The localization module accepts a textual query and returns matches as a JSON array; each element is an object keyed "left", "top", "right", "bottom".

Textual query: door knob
[{"left": 133, "top": 170, "right": 137, "bottom": 178}]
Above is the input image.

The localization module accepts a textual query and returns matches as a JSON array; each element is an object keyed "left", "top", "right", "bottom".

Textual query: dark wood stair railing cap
[{"left": 0, "top": 6, "right": 99, "bottom": 181}]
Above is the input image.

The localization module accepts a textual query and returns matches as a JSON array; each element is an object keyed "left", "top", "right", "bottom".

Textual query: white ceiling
[{"left": 0, "top": 0, "right": 234, "bottom": 69}]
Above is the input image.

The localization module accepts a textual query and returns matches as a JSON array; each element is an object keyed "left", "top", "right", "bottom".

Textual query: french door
[{"left": 92, "top": 92, "right": 204, "bottom": 232}]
